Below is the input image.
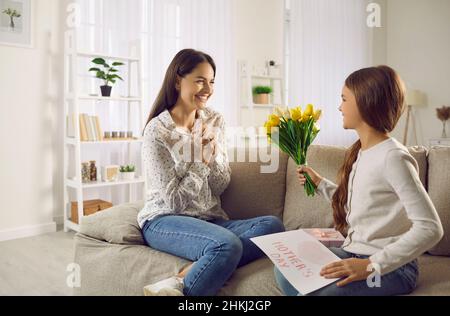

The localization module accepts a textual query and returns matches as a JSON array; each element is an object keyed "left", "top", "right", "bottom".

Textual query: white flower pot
[{"left": 120, "top": 172, "right": 135, "bottom": 181}]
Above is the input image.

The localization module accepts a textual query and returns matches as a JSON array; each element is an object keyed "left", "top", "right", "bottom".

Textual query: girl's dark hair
[
  {"left": 332, "top": 65, "right": 405, "bottom": 234},
  {"left": 143, "top": 49, "right": 216, "bottom": 134}
]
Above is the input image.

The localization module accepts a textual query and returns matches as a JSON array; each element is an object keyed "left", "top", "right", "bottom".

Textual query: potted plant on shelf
[
  {"left": 253, "top": 86, "right": 273, "bottom": 105},
  {"left": 89, "top": 58, "right": 124, "bottom": 97},
  {"left": 119, "top": 164, "right": 135, "bottom": 180}
]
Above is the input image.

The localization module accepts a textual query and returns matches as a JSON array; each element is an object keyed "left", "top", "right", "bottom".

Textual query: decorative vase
[
  {"left": 442, "top": 121, "right": 448, "bottom": 138},
  {"left": 100, "top": 85, "right": 112, "bottom": 97},
  {"left": 10, "top": 18, "right": 14, "bottom": 29}
]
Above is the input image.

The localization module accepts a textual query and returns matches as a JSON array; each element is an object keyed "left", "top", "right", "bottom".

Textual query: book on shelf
[
  {"left": 94, "top": 116, "right": 103, "bottom": 141},
  {"left": 90, "top": 115, "right": 98, "bottom": 141},
  {"left": 84, "top": 114, "right": 94, "bottom": 141},
  {"left": 66, "top": 113, "right": 104, "bottom": 142},
  {"left": 79, "top": 114, "right": 88, "bottom": 141}
]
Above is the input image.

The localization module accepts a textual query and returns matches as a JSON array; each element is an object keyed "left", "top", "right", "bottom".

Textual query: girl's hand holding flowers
[
  {"left": 264, "top": 104, "right": 322, "bottom": 196},
  {"left": 297, "top": 165, "right": 323, "bottom": 188}
]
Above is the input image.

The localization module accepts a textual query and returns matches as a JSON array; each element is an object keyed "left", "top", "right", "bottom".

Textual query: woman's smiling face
[{"left": 177, "top": 62, "right": 215, "bottom": 111}]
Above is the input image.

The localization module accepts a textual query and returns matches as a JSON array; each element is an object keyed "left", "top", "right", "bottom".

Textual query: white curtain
[
  {"left": 286, "top": 0, "right": 373, "bottom": 147},
  {"left": 144, "top": 0, "right": 237, "bottom": 126},
  {"left": 76, "top": 0, "right": 237, "bottom": 126}
]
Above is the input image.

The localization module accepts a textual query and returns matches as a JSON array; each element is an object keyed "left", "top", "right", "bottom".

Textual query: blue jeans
[
  {"left": 142, "top": 214, "right": 285, "bottom": 296},
  {"left": 274, "top": 247, "right": 418, "bottom": 296}
]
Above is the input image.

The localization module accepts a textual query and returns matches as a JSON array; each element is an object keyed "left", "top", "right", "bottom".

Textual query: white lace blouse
[{"left": 137, "top": 107, "right": 231, "bottom": 228}]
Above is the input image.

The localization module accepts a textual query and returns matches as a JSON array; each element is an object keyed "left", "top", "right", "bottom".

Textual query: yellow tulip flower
[
  {"left": 301, "top": 113, "right": 311, "bottom": 122},
  {"left": 274, "top": 106, "right": 285, "bottom": 118},
  {"left": 304, "top": 104, "right": 314, "bottom": 116},
  {"left": 290, "top": 107, "right": 302, "bottom": 121},
  {"left": 283, "top": 108, "right": 291, "bottom": 120},
  {"left": 268, "top": 114, "right": 280, "bottom": 127},
  {"left": 313, "top": 109, "right": 322, "bottom": 122},
  {"left": 313, "top": 123, "right": 320, "bottom": 134}
]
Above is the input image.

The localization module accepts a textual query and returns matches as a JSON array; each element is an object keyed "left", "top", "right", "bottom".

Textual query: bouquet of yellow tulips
[{"left": 264, "top": 104, "right": 322, "bottom": 196}]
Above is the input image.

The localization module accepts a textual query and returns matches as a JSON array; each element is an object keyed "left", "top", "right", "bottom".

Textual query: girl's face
[
  {"left": 339, "top": 85, "right": 363, "bottom": 130},
  {"left": 177, "top": 62, "right": 215, "bottom": 111}
]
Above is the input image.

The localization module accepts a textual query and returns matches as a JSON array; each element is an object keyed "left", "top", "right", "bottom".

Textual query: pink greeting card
[{"left": 251, "top": 230, "right": 341, "bottom": 295}]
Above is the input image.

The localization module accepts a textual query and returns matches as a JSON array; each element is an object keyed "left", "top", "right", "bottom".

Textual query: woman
[
  {"left": 138, "top": 49, "right": 285, "bottom": 296},
  {"left": 275, "top": 65, "right": 443, "bottom": 296}
]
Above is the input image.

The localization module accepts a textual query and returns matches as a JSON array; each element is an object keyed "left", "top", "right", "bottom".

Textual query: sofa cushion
[
  {"left": 427, "top": 146, "right": 450, "bottom": 256},
  {"left": 408, "top": 146, "right": 428, "bottom": 188},
  {"left": 219, "top": 258, "right": 283, "bottom": 296},
  {"left": 283, "top": 145, "right": 347, "bottom": 230},
  {"left": 222, "top": 147, "right": 289, "bottom": 220},
  {"left": 73, "top": 234, "right": 190, "bottom": 296},
  {"left": 79, "top": 201, "right": 145, "bottom": 245},
  {"left": 413, "top": 255, "right": 450, "bottom": 295}
]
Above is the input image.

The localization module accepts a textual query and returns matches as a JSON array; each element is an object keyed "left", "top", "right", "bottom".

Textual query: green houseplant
[
  {"left": 2, "top": 8, "right": 21, "bottom": 29},
  {"left": 253, "top": 86, "right": 273, "bottom": 104},
  {"left": 89, "top": 58, "right": 124, "bottom": 97},
  {"left": 119, "top": 164, "right": 135, "bottom": 181}
]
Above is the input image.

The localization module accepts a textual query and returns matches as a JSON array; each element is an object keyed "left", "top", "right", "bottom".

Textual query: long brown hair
[
  {"left": 332, "top": 65, "right": 406, "bottom": 234},
  {"left": 143, "top": 49, "right": 216, "bottom": 134}
]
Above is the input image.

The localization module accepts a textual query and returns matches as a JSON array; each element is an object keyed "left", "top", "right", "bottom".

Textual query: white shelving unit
[
  {"left": 237, "top": 60, "right": 284, "bottom": 129},
  {"left": 63, "top": 32, "right": 147, "bottom": 233}
]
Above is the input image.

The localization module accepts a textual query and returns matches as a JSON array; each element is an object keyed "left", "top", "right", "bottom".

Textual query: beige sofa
[{"left": 73, "top": 145, "right": 450, "bottom": 296}]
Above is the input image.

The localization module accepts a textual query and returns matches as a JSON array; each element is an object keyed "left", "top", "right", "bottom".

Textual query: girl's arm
[
  {"left": 298, "top": 166, "right": 337, "bottom": 202},
  {"left": 206, "top": 116, "right": 231, "bottom": 196},
  {"left": 369, "top": 149, "right": 444, "bottom": 275},
  {"left": 316, "top": 178, "right": 338, "bottom": 203},
  {"left": 143, "top": 130, "right": 210, "bottom": 213}
]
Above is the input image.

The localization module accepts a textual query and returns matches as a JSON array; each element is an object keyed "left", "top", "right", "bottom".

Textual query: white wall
[
  {"left": 233, "top": 0, "right": 285, "bottom": 128},
  {"left": 0, "top": 0, "right": 65, "bottom": 241},
  {"left": 234, "top": 0, "right": 284, "bottom": 69},
  {"left": 386, "top": 0, "right": 450, "bottom": 146}
]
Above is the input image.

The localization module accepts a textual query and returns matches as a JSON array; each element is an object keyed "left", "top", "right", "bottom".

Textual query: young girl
[
  {"left": 275, "top": 65, "right": 443, "bottom": 296},
  {"left": 138, "top": 49, "right": 285, "bottom": 296}
]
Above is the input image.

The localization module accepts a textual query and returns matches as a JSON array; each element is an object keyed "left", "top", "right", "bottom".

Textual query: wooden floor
[{"left": 0, "top": 229, "right": 75, "bottom": 296}]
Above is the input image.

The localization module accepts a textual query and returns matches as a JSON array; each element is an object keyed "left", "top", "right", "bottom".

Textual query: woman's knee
[
  {"left": 260, "top": 216, "right": 285, "bottom": 234},
  {"left": 207, "top": 232, "right": 243, "bottom": 258}
]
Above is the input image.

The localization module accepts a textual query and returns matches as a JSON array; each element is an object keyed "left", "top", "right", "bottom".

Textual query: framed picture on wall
[{"left": 0, "top": 0, "right": 33, "bottom": 48}]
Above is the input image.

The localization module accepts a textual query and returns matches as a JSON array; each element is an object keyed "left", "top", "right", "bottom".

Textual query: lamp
[{"left": 403, "top": 89, "right": 425, "bottom": 145}]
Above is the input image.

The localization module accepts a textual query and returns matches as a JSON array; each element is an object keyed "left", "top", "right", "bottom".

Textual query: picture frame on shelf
[
  {"left": 0, "top": 0, "right": 33, "bottom": 48},
  {"left": 102, "top": 165, "right": 120, "bottom": 182}
]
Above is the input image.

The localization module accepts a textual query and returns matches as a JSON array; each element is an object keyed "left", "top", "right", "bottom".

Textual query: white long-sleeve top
[
  {"left": 137, "top": 108, "right": 231, "bottom": 229},
  {"left": 317, "top": 137, "right": 443, "bottom": 275}
]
